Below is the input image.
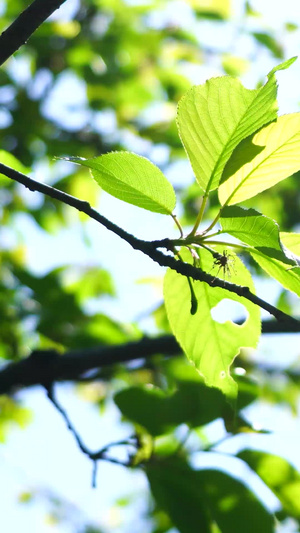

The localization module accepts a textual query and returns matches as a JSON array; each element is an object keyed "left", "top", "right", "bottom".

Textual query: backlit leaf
[
  {"left": 281, "top": 232, "right": 300, "bottom": 257},
  {"left": 176, "top": 58, "right": 296, "bottom": 193},
  {"left": 220, "top": 206, "right": 293, "bottom": 265},
  {"left": 250, "top": 232, "right": 300, "bottom": 296},
  {"left": 219, "top": 113, "right": 300, "bottom": 205},
  {"left": 163, "top": 248, "right": 261, "bottom": 398},
  {"left": 67, "top": 152, "right": 176, "bottom": 215}
]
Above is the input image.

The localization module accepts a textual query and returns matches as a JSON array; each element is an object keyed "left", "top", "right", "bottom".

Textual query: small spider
[{"left": 212, "top": 250, "right": 235, "bottom": 281}]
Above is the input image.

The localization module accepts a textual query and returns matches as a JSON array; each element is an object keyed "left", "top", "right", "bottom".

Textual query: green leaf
[
  {"left": 249, "top": 231, "right": 300, "bottom": 295},
  {"left": 220, "top": 206, "right": 294, "bottom": 265},
  {"left": 252, "top": 32, "right": 284, "bottom": 59},
  {"left": 147, "top": 459, "right": 275, "bottom": 533},
  {"left": 222, "top": 54, "right": 249, "bottom": 76},
  {"left": 0, "top": 397, "right": 32, "bottom": 443},
  {"left": 219, "top": 113, "right": 300, "bottom": 206},
  {"left": 115, "top": 382, "right": 228, "bottom": 436},
  {"left": 197, "top": 468, "right": 275, "bottom": 533},
  {"left": 190, "top": 0, "right": 231, "bottom": 19},
  {"left": 67, "top": 152, "right": 176, "bottom": 215},
  {"left": 238, "top": 449, "right": 300, "bottom": 520},
  {"left": 250, "top": 246, "right": 300, "bottom": 297},
  {"left": 176, "top": 58, "right": 296, "bottom": 193},
  {"left": 163, "top": 248, "right": 261, "bottom": 399},
  {"left": 281, "top": 232, "right": 300, "bottom": 257},
  {"left": 146, "top": 460, "right": 211, "bottom": 533},
  {"left": 115, "top": 387, "right": 172, "bottom": 437},
  {"left": 0, "top": 150, "right": 30, "bottom": 185}
]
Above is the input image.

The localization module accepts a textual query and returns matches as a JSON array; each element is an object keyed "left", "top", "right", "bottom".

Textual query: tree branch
[
  {"left": 0, "top": 322, "right": 299, "bottom": 395},
  {"left": 0, "top": 0, "right": 68, "bottom": 66},
  {"left": 46, "top": 383, "right": 134, "bottom": 486},
  {"left": 0, "top": 336, "right": 181, "bottom": 395},
  {"left": 1, "top": 162, "right": 299, "bottom": 327}
]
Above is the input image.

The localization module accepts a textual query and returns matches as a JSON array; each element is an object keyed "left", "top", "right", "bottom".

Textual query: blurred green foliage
[{"left": 1, "top": 1, "right": 300, "bottom": 532}]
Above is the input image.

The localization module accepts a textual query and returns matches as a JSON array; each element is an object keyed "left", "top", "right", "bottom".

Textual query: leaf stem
[
  {"left": 202, "top": 207, "right": 223, "bottom": 235},
  {"left": 201, "top": 240, "right": 250, "bottom": 251},
  {"left": 171, "top": 213, "right": 184, "bottom": 237},
  {"left": 188, "top": 194, "right": 208, "bottom": 237}
]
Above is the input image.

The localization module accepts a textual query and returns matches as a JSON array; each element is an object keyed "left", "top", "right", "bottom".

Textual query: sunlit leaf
[
  {"left": 219, "top": 113, "right": 300, "bottom": 205},
  {"left": 281, "top": 232, "right": 300, "bottom": 257},
  {"left": 0, "top": 150, "right": 30, "bottom": 185},
  {"left": 249, "top": 231, "right": 300, "bottom": 295},
  {"left": 250, "top": 243, "right": 300, "bottom": 297},
  {"left": 67, "top": 152, "right": 176, "bottom": 214},
  {"left": 220, "top": 206, "right": 294, "bottom": 265},
  {"left": 177, "top": 58, "right": 296, "bottom": 193},
  {"left": 188, "top": 0, "right": 231, "bottom": 19},
  {"left": 0, "top": 397, "right": 32, "bottom": 443},
  {"left": 163, "top": 248, "right": 261, "bottom": 398},
  {"left": 222, "top": 54, "right": 249, "bottom": 76}
]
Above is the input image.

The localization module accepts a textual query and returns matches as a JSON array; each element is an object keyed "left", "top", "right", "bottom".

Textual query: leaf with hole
[{"left": 163, "top": 248, "right": 261, "bottom": 399}]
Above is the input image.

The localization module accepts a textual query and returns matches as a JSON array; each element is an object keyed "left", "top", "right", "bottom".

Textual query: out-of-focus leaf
[
  {"left": 147, "top": 459, "right": 275, "bottom": 533},
  {"left": 252, "top": 32, "right": 284, "bottom": 59},
  {"left": 0, "top": 397, "right": 31, "bottom": 442},
  {"left": 147, "top": 459, "right": 211, "bottom": 533},
  {"left": 197, "top": 468, "right": 275, "bottom": 532},
  {"left": 222, "top": 54, "right": 249, "bottom": 76},
  {"left": 115, "top": 381, "right": 228, "bottom": 436},
  {"left": 238, "top": 449, "right": 300, "bottom": 520},
  {"left": 65, "top": 266, "right": 115, "bottom": 302},
  {"left": 189, "top": 0, "right": 231, "bottom": 19},
  {"left": 0, "top": 150, "right": 30, "bottom": 185}
]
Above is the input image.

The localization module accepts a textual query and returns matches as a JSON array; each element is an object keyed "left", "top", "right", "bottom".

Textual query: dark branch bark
[
  {"left": 46, "top": 383, "right": 133, "bottom": 484},
  {"left": 0, "top": 336, "right": 181, "bottom": 395},
  {"left": 0, "top": 321, "right": 299, "bottom": 396},
  {"left": 1, "top": 162, "right": 299, "bottom": 327},
  {"left": 0, "top": 0, "right": 68, "bottom": 66}
]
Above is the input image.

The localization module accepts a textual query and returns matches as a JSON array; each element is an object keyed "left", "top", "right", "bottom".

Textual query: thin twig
[
  {"left": 1, "top": 163, "right": 298, "bottom": 326},
  {"left": 46, "top": 383, "right": 133, "bottom": 487},
  {"left": 0, "top": 0, "right": 68, "bottom": 66}
]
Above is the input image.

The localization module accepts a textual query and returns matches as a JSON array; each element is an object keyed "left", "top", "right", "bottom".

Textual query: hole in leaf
[{"left": 210, "top": 299, "right": 248, "bottom": 325}]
